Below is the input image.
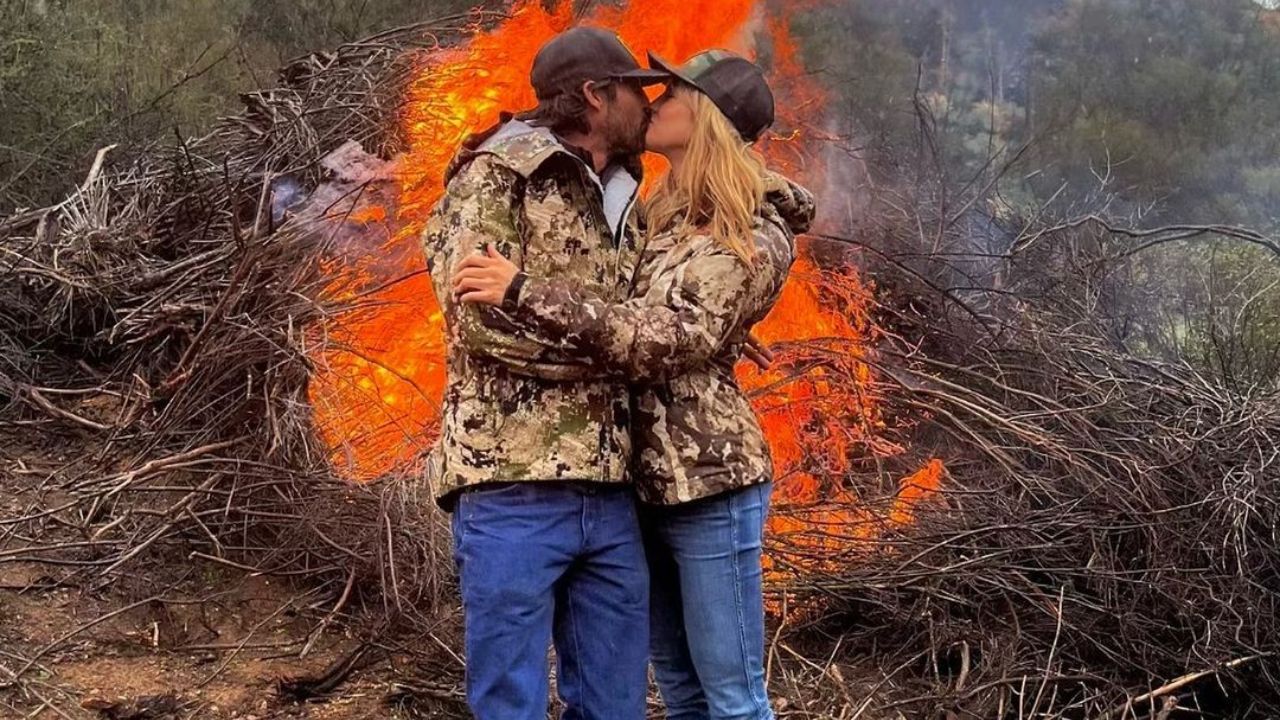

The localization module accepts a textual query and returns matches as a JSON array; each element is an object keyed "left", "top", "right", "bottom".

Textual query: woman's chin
[
  {"left": 643, "top": 127, "right": 665, "bottom": 152},
  {"left": 644, "top": 136, "right": 667, "bottom": 155}
]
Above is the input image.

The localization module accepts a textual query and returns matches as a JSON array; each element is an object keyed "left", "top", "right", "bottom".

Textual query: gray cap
[{"left": 530, "top": 27, "right": 670, "bottom": 101}]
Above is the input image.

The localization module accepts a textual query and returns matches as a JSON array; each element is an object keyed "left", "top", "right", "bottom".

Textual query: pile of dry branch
[
  {"left": 0, "top": 19, "right": 480, "bottom": 669},
  {"left": 763, "top": 151, "right": 1280, "bottom": 715}
]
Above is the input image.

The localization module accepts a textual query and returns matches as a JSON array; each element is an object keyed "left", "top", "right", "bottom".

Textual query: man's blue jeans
[
  {"left": 451, "top": 482, "right": 649, "bottom": 720},
  {"left": 640, "top": 482, "right": 775, "bottom": 720}
]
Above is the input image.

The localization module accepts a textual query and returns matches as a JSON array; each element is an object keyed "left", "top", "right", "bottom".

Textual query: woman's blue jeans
[{"left": 640, "top": 482, "right": 775, "bottom": 720}]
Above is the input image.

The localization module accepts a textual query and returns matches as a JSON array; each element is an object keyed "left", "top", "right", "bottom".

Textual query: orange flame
[{"left": 307, "top": 1, "right": 942, "bottom": 576}]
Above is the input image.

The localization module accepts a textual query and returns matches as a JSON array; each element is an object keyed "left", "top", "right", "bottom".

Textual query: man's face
[{"left": 597, "top": 79, "right": 652, "bottom": 157}]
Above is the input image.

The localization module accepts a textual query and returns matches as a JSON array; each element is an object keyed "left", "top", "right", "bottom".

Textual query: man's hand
[
  {"left": 743, "top": 333, "right": 774, "bottom": 370},
  {"left": 452, "top": 244, "right": 519, "bottom": 306}
]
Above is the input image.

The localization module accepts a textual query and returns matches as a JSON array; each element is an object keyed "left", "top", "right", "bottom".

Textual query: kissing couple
[{"left": 422, "top": 25, "right": 814, "bottom": 720}]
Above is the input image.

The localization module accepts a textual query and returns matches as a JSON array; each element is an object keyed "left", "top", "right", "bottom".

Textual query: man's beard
[{"left": 606, "top": 110, "right": 649, "bottom": 158}]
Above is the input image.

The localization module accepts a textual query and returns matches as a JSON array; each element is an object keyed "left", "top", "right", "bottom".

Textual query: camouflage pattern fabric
[
  {"left": 507, "top": 174, "right": 816, "bottom": 504},
  {"left": 420, "top": 121, "right": 642, "bottom": 507}
]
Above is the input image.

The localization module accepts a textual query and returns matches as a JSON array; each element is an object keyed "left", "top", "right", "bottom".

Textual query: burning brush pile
[{"left": 3, "top": 2, "right": 1280, "bottom": 717}]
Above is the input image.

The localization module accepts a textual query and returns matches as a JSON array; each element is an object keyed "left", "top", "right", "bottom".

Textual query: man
[{"left": 420, "top": 27, "right": 668, "bottom": 720}]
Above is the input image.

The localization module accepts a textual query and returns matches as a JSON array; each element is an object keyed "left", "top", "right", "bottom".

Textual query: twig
[{"left": 1100, "top": 655, "right": 1270, "bottom": 720}]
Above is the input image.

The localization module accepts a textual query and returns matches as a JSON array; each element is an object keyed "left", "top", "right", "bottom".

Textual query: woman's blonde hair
[{"left": 644, "top": 85, "right": 767, "bottom": 264}]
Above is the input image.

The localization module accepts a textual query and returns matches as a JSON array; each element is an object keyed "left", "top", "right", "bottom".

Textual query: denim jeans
[
  {"left": 640, "top": 482, "right": 774, "bottom": 720},
  {"left": 451, "top": 482, "right": 650, "bottom": 720}
]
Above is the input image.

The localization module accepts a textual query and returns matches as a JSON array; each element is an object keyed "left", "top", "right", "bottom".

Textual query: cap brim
[
  {"left": 611, "top": 67, "right": 672, "bottom": 86},
  {"left": 646, "top": 51, "right": 698, "bottom": 90}
]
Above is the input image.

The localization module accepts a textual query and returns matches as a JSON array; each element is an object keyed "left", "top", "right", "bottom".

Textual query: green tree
[
  {"left": 0, "top": 0, "right": 479, "bottom": 212},
  {"left": 1028, "top": 0, "right": 1280, "bottom": 227}
]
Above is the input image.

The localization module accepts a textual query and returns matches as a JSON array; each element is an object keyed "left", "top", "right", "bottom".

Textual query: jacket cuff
[{"left": 502, "top": 271, "right": 529, "bottom": 313}]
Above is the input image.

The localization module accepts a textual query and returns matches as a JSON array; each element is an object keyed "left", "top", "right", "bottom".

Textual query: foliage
[
  {"left": 0, "top": 0, "right": 480, "bottom": 211},
  {"left": 793, "top": 0, "right": 1280, "bottom": 388}
]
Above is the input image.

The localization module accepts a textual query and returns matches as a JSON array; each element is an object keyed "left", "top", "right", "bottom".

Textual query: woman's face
[{"left": 644, "top": 85, "right": 695, "bottom": 157}]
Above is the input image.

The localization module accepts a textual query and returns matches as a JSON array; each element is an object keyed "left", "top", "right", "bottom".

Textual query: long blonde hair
[{"left": 644, "top": 86, "right": 767, "bottom": 264}]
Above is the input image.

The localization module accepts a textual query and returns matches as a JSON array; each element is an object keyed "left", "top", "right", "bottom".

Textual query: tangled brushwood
[
  {"left": 2, "top": 15, "right": 1278, "bottom": 720},
  {"left": 0, "top": 19, "right": 483, "bottom": 641}
]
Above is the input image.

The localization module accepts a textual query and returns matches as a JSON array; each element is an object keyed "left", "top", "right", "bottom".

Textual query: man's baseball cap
[
  {"left": 530, "top": 27, "right": 670, "bottom": 101},
  {"left": 647, "top": 49, "right": 775, "bottom": 142}
]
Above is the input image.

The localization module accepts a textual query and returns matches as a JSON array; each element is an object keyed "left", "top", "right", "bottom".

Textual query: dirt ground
[
  {"left": 0, "top": 431, "right": 465, "bottom": 720},
  {"left": 0, "top": 438, "right": 887, "bottom": 720},
  {"left": 0, "top": 557, "right": 470, "bottom": 719}
]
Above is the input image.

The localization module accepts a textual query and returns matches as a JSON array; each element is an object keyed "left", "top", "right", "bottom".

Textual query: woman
[{"left": 451, "top": 49, "right": 814, "bottom": 720}]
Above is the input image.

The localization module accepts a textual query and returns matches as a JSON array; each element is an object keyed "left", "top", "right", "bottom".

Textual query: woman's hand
[{"left": 452, "top": 244, "right": 519, "bottom": 307}]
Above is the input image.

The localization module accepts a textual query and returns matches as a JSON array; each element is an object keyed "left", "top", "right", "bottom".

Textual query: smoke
[
  {"left": 280, "top": 140, "right": 404, "bottom": 271},
  {"left": 270, "top": 176, "right": 305, "bottom": 224}
]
